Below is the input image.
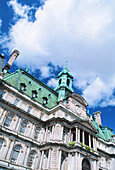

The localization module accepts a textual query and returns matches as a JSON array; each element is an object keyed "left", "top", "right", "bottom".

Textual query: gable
[{"left": 80, "top": 120, "right": 98, "bottom": 134}]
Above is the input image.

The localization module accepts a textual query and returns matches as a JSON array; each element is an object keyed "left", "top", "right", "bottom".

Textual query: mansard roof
[{"left": 3, "top": 68, "right": 58, "bottom": 109}]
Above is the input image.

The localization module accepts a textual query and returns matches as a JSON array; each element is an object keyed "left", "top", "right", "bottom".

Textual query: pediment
[
  {"left": 80, "top": 120, "right": 98, "bottom": 134},
  {"left": 68, "top": 93, "right": 88, "bottom": 107}
]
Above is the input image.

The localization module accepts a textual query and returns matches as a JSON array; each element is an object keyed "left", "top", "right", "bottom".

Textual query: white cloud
[
  {"left": 47, "top": 78, "right": 57, "bottom": 88},
  {"left": 2, "top": 0, "right": 115, "bottom": 107},
  {"left": 8, "top": 0, "right": 30, "bottom": 18},
  {"left": 41, "top": 66, "right": 50, "bottom": 77}
]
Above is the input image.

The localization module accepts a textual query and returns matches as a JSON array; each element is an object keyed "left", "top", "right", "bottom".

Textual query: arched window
[
  {"left": 0, "top": 138, "right": 4, "bottom": 150},
  {"left": 10, "top": 145, "right": 21, "bottom": 163},
  {"left": 82, "top": 159, "right": 91, "bottom": 170},
  {"left": 27, "top": 150, "right": 36, "bottom": 168},
  {"left": 59, "top": 79, "right": 62, "bottom": 85},
  {"left": 67, "top": 79, "right": 70, "bottom": 86},
  {"left": 19, "top": 120, "right": 27, "bottom": 134},
  {"left": 61, "top": 152, "right": 68, "bottom": 170},
  {"left": 4, "top": 112, "right": 13, "bottom": 127}
]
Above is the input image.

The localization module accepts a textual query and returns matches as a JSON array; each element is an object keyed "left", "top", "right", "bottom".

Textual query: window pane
[
  {"left": 4, "top": 114, "right": 13, "bottom": 127},
  {"left": 27, "top": 106, "right": 32, "bottom": 113},
  {"left": 14, "top": 99, "right": 20, "bottom": 106},
  {"left": 0, "top": 139, "right": 3, "bottom": 150},
  {"left": 27, "top": 151, "right": 36, "bottom": 167},
  {"left": 10, "top": 145, "right": 21, "bottom": 162},
  {"left": 19, "top": 121, "right": 27, "bottom": 134}
]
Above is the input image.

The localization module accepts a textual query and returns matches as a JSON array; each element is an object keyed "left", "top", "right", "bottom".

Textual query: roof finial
[{"left": 65, "top": 61, "right": 68, "bottom": 70}]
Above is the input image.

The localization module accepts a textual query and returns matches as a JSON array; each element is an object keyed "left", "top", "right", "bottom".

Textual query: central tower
[{"left": 54, "top": 62, "right": 74, "bottom": 101}]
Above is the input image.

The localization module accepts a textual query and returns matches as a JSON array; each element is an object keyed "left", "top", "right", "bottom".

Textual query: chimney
[
  {"left": 0, "top": 54, "right": 5, "bottom": 74},
  {"left": 3, "top": 50, "right": 20, "bottom": 71},
  {"left": 93, "top": 111, "right": 102, "bottom": 126}
]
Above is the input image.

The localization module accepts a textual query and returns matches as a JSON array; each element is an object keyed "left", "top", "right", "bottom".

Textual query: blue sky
[{"left": 0, "top": 0, "right": 115, "bottom": 132}]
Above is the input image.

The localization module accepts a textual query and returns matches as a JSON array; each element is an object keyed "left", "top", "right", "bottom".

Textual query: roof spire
[{"left": 65, "top": 61, "right": 68, "bottom": 70}]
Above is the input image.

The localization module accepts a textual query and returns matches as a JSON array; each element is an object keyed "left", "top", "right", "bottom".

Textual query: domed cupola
[{"left": 55, "top": 61, "right": 74, "bottom": 101}]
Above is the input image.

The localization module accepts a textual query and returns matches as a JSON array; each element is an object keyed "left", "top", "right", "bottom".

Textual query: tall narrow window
[
  {"left": 59, "top": 79, "right": 62, "bottom": 85},
  {"left": 82, "top": 159, "right": 90, "bottom": 170},
  {"left": 71, "top": 128, "right": 76, "bottom": 141},
  {"left": 27, "top": 150, "right": 36, "bottom": 168},
  {"left": 84, "top": 132, "right": 89, "bottom": 146},
  {"left": 34, "top": 126, "right": 41, "bottom": 140},
  {"left": 4, "top": 113, "right": 13, "bottom": 127},
  {"left": 19, "top": 120, "right": 27, "bottom": 134},
  {"left": 91, "top": 135, "right": 93, "bottom": 148},
  {"left": 67, "top": 79, "right": 70, "bottom": 86},
  {"left": 0, "top": 138, "right": 4, "bottom": 150},
  {"left": 10, "top": 145, "right": 21, "bottom": 163}
]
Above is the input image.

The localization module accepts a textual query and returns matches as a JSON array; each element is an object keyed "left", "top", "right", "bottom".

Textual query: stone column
[
  {"left": 0, "top": 107, "right": 4, "bottom": 118},
  {"left": 39, "top": 150, "right": 44, "bottom": 169},
  {"left": 23, "top": 146, "right": 30, "bottom": 166},
  {"left": 78, "top": 128, "right": 80, "bottom": 143},
  {"left": 6, "top": 139, "right": 15, "bottom": 160},
  {"left": 48, "top": 149, "right": 51, "bottom": 169},
  {"left": 77, "top": 153, "right": 80, "bottom": 170},
  {"left": 76, "top": 126, "right": 78, "bottom": 143},
  {"left": 82, "top": 131, "right": 85, "bottom": 145},
  {"left": 89, "top": 134, "right": 91, "bottom": 148},
  {"left": 52, "top": 125, "right": 55, "bottom": 140},
  {"left": 58, "top": 150, "right": 62, "bottom": 170},
  {"left": 30, "top": 124, "right": 35, "bottom": 138},
  {"left": 16, "top": 117, "right": 21, "bottom": 131},
  {"left": 0, "top": 109, "right": 7, "bottom": 124},
  {"left": 93, "top": 137, "right": 97, "bottom": 151}
]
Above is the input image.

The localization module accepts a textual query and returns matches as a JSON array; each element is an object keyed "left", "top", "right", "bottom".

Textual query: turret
[{"left": 55, "top": 61, "right": 74, "bottom": 101}]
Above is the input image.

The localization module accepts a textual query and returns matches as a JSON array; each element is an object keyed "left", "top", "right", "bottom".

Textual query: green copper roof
[
  {"left": 102, "top": 126, "right": 115, "bottom": 141},
  {"left": 57, "top": 61, "right": 73, "bottom": 78},
  {"left": 3, "top": 68, "right": 58, "bottom": 109}
]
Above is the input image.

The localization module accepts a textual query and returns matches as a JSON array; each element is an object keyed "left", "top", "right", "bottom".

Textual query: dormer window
[
  {"left": 20, "top": 83, "right": 26, "bottom": 91},
  {"left": 42, "top": 97, "right": 48, "bottom": 105},
  {"left": 32, "top": 90, "right": 37, "bottom": 99}
]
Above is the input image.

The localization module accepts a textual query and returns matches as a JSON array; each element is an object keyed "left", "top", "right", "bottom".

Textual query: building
[{"left": 0, "top": 50, "right": 115, "bottom": 170}]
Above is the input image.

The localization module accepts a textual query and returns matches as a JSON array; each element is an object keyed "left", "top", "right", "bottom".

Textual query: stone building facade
[{"left": 0, "top": 50, "right": 115, "bottom": 170}]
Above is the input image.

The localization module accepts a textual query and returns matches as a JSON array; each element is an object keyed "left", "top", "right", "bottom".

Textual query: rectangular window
[
  {"left": 91, "top": 135, "right": 93, "bottom": 148},
  {"left": 4, "top": 114, "right": 13, "bottom": 127},
  {"left": 27, "top": 106, "right": 32, "bottom": 113},
  {"left": 71, "top": 128, "right": 76, "bottom": 141},
  {"left": 84, "top": 132, "right": 89, "bottom": 146},
  {"left": 14, "top": 99, "right": 20, "bottom": 106},
  {"left": 0, "top": 91, "right": 5, "bottom": 98},
  {"left": 19, "top": 121, "right": 27, "bottom": 134}
]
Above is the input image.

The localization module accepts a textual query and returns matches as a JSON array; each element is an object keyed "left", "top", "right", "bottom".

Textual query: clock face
[{"left": 76, "top": 105, "right": 81, "bottom": 113}]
